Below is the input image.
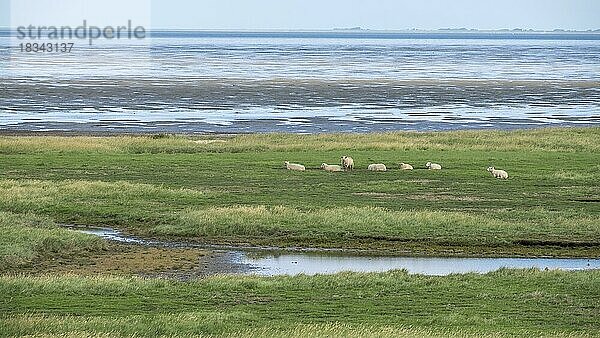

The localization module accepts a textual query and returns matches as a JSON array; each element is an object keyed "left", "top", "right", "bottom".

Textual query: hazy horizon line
[{"left": 1, "top": 26, "right": 599, "bottom": 33}]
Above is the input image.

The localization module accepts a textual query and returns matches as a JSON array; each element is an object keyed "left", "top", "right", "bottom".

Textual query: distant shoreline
[
  {"left": 1, "top": 27, "right": 599, "bottom": 33},
  {"left": 146, "top": 30, "right": 600, "bottom": 41},
  {"left": 2, "top": 28, "right": 600, "bottom": 40}
]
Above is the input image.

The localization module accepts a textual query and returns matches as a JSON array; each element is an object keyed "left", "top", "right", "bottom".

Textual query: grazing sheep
[
  {"left": 426, "top": 162, "right": 442, "bottom": 170},
  {"left": 399, "top": 163, "right": 414, "bottom": 170},
  {"left": 368, "top": 163, "right": 387, "bottom": 172},
  {"left": 341, "top": 156, "right": 354, "bottom": 171},
  {"left": 284, "top": 161, "right": 305, "bottom": 171},
  {"left": 487, "top": 166, "right": 509, "bottom": 180},
  {"left": 320, "top": 163, "right": 344, "bottom": 172}
]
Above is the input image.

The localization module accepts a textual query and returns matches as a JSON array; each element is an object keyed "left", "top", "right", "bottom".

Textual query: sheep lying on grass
[
  {"left": 320, "top": 163, "right": 343, "bottom": 172},
  {"left": 487, "top": 166, "right": 509, "bottom": 180},
  {"left": 426, "top": 162, "right": 442, "bottom": 170},
  {"left": 368, "top": 164, "right": 387, "bottom": 172},
  {"left": 284, "top": 161, "right": 306, "bottom": 171},
  {"left": 399, "top": 163, "right": 414, "bottom": 170},
  {"left": 341, "top": 156, "right": 354, "bottom": 171}
]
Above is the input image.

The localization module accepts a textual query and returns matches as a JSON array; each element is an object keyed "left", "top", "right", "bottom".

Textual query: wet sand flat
[{"left": 2, "top": 33, "right": 599, "bottom": 134}]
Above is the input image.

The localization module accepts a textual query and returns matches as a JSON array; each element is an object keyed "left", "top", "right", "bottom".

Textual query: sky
[{"left": 1, "top": 0, "right": 599, "bottom": 30}]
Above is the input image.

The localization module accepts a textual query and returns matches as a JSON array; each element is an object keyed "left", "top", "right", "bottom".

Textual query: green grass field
[
  {"left": 0, "top": 128, "right": 599, "bottom": 337},
  {"left": 1, "top": 269, "right": 599, "bottom": 337},
  {"left": 0, "top": 128, "right": 598, "bottom": 256}
]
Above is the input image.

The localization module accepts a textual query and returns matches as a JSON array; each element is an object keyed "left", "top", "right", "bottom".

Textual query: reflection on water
[
  {"left": 242, "top": 253, "right": 599, "bottom": 276},
  {"left": 68, "top": 226, "right": 600, "bottom": 277}
]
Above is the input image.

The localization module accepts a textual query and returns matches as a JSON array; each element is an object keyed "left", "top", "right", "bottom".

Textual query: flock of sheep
[{"left": 284, "top": 156, "right": 509, "bottom": 179}]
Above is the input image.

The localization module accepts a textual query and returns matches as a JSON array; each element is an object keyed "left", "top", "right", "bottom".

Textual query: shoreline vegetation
[{"left": 1, "top": 127, "right": 599, "bottom": 336}]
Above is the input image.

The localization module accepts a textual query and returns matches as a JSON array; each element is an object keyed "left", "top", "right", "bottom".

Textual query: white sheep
[
  {"left": 341, "top": 156, "right": 354, "bottom": 171},
  {"left": 320, "top": 163, "right": 343, "bottom": 172},
  {"left": 368, "top": 163, "right": 387, "bottom": 172},
  {"left": 487, "top": 166, "right": 509, "bottom": 180},
  {"left": 426, "top": 162, "right": 442, "bottom": 170},
  {"left": 284, "top": 161, "right": 306, "bottom": 171},
  {"left": 399, "top": 163, "right": 414, "bottom": 170}
]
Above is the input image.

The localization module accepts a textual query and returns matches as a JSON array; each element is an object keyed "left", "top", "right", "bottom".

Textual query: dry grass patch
[{"left": 1, "top": 128, "right": 598, "bottom": 154}]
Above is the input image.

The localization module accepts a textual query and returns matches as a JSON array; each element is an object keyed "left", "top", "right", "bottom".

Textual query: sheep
[
  {"left": 487, "top": 166, "right": 509, "bottom": 180},
  {"left": 341, "top": 156, "right": 354, "bottom": 171},
  {"left": 399, "top": 163, "right": 414, "bottom": 170},
  {"left": 368, "top": 163, "right": 387, "bottom": 172},
  {"left": 284, "top": 161, "right": 305, "bottom": 171},
  {"left": 426, "top": 162, "right": 442, "bottom": 170},
  {"left": 320, "top": 163, "right": 343, "bottom": 172}
]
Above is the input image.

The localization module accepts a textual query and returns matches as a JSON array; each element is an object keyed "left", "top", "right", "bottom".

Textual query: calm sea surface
[{"left": 1, "top": 31, "right": 599, "bottom": 133}]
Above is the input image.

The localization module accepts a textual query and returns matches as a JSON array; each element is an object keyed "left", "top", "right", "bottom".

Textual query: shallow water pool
[{"left": 69, "top": 226, "right": 600, "bottom": 276}]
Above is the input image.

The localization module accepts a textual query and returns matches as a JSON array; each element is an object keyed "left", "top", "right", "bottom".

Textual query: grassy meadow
[
  {"left": 1, "top": 269, "right": 599, "bottom": 337},
  {"left": 0, "top": 127, "right": 599, "bottom": 337},
  {"left": 0, "top": 127, "right": 598, "bottom": 256}
]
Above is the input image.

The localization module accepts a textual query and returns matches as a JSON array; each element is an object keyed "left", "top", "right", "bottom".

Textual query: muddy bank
[
  {"left": 8, "top": 244, "right": 248, "bottom": 280},
  {"left": 2, "top": 78, "right": 599, "bottom": 134}
]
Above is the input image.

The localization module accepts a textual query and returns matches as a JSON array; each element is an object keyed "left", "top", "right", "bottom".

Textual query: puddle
[
  {"left": 243, "top": 253, "right": 598, "bottom": 276},
  {"left": 67, "top": 226, "right": 600, "bottom": 276}
]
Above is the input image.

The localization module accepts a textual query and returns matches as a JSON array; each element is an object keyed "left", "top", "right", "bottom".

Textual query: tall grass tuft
[
  {"left": 0, "top": 212, "right": 106, "bottom": 270},
  {"left": 159, "top": 205, "right": 600, "bottom": 247}
]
